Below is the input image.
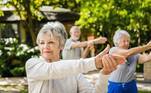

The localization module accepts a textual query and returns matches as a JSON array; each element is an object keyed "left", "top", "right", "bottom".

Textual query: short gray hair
[
  {"left": 70, "top": 26, "right": 80, "bottom": 33},
  {"left": 36, "top": 21, "right": 68, "bottom": 48},
  {"left": 113, "top": 30, "right": 130, "bottom": 46}
]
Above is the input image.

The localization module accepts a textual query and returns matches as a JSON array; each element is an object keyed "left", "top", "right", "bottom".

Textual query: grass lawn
[
  {"left": 20, "top": 89, "right": 151, "bottom": 93},
  {"left": 20, "top": 88, "right": 151, "bottom": 93},
  {"left": 139, "top": 90, "right": 151, "bottom": 93}
]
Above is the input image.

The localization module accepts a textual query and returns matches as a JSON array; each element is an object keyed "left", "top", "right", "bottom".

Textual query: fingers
[
  {"left": 99, "top": 44, "right": 110, "bottom": 56},
  {"left": 147, "top": 41, "right": 151, "bottom": 47},
  {"left": 95, "top": 45, "right": 126, "bottom": 73},
  {"left": 108, "top": 55, "right": 118, "bottom": 70},
  {"left": 87, "top": 43, "right": 94, "bottom": 48},
  {"left": 101, "top": 55, "right": 110, "bottom": 74},
  {"left": 87, "top": 41, "right": 94, "bottom": 46},
  {"left": 95, "top": 46, "right": 127, "bottom": 75},
  {"left": 101, "top": 54, "right": 119, "bottom": 75},
  {"left": 95, "top": 45, "right": 110, "bottom": 69},
  {"left": 94, "top": 36, "right": 107, "bottom": 44},
  {"left": 99, "top": 36, "right": 107, "bottom": 44}
]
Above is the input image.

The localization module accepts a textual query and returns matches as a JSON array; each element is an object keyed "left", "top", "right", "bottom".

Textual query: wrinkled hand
[
  {"left": 100, "top": 54, "right": 126, "bottom": 75},
  {"left": 87, "top": 43, "right": 94, "bottom": 50},
  {"left": 87, "top": 36, "right": 107, "bottom": 46},
  {"left": 95, "top": 45, "right": 110, "bottom": 69},
  {"left": 147, "top": 41, "right": 151, "bottom": 48},
  {"left": 94, "top": 36, "right": 107, "bottom": 44}
]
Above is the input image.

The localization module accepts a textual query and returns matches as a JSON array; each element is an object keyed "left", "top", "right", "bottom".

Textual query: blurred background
[{"left": 0, "top": 0, "right": 151, "bottom": 92}]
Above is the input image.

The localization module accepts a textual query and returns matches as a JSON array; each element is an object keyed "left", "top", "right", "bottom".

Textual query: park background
[{"left": 0, "top": 0, "right": 151, "bottom": 93}]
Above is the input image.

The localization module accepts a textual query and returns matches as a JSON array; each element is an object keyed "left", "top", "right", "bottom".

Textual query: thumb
[
  {"left": 100, "top": 44, "right": 110, "bottom": 56},
  {"left": 147, "top": 41, "right": 151, "bottom": 47}
]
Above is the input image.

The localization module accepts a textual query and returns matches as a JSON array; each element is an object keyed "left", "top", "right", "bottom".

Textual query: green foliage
[
  {"left": 48, "top": 0, "right": 80, "bottom": 12},
  {"left": 3, "top": 0, "right": 80, "bottom": 20},
  {"left": 4, "top": 0, "right": 44, "bottom": 20},
  {"left": 10, "top": 67, "right": 25, "bottom": 76},
  {"left": 0, "top": 38, "right": 39, "bottom": 77},
  {"left": 138, "top": 90, "right": 151, "bottom": 93},
  {"left": 20, "top": 88, "right": 28, "bottom": 93},
  {"left": 1, "top": 0, "right": 151, "bottom": 46},
  {"left": 76, "top": 0, "right": 151, "bottom": 46},
  {"left": 136, "top": 64, "right": 144, "bottom": 72},
  {"left": 1, "top": 0, "right": 80, "bottom": 45},
  {"left": 0, "top": 10, "right": 4, "bottom": 16}
]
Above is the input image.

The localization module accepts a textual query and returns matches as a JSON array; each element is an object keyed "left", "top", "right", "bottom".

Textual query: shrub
[{"left": 0, "top": 38, "right": 39, "bottom": 77}]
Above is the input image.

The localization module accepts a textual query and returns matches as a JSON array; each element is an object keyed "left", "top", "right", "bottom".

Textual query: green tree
[
  {"left": 76, "top": 0, "right": 151, "bottom": 46},
  {"left": 75, "top": 0, "right": 151, "bottom": 72},
  {"left": 0, "top": 0, "right": 81, "bottom": 45},
  {"left": 0, "top": 0, "right": 50, "bottom": 45},
  {"left": 1, "top": 0, "right": 151, "bottom": 46}
]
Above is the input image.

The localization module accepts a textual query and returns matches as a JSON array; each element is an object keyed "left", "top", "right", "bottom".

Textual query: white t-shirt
[{"left": 62, "top": 38, "right": 83, "bottom": 60}]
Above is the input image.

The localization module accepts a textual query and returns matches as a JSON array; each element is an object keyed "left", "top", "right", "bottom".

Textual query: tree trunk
[{"left": 25, "top": 0, "right": 36, "bottom": 46}]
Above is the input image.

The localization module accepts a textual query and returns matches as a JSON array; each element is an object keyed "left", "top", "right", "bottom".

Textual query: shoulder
[
  {"left": 64, "top": 39, "right": 73, "bottom": 46},
  {"left": 109, "top": 47, "right": 119, "bottom": 53},
  {"left": 26, "top": 57, "right": 39, "bottom": 64},
  {"left": 25, "top": 57, "right": 42, "bottom": 68},
  {"left": 66, "top": 39, "right": 72, "bottom": 43},
  {"left": 110, "top": 47, "right": 119, "bottom": 50}
]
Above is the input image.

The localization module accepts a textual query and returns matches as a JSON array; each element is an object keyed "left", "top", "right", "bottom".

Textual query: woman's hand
[
  {"left": 95, "top": 45, "right": 110, "bottom": 69},
  {"left": 94, "top": 36, "right": 107, "bottom": 44},
  {"left": 100, "top": 54, "right": 126, "bottom": 75},
  {"left": 146, "top": 41, "right": 151, "bottom": 48},
  {"left": 95, "top": 44, "right": 126, "bottom": 75}
]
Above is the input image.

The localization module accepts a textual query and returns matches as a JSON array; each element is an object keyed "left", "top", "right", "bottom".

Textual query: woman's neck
[{"left": 43, "top": 56, "right": 60, "bottom": 63}]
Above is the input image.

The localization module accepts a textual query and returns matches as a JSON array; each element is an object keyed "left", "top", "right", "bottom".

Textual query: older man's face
[
  {"left": 38, "top": 33, "right": 61, "bottom": 62},
  {"left": 71, "top": 29, "right": 81, "bottom": 41}
]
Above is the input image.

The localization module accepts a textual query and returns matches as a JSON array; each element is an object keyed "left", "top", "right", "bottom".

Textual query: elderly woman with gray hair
[
  {"left": 107, "top": 30, "right": 151, "bottom": 93},
  {"left": 25, "top": 21, "right": 125, "bottom": 93}
]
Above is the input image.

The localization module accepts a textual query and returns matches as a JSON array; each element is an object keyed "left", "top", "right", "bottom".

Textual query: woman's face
[
  {"left": 118, "top": 35, "right": 130, "bottom": 49},
  {"left": 38, "top": 33, "right": 61, "bottom": 62}
]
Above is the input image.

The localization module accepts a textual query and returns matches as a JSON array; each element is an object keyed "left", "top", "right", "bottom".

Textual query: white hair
[
  {"left": 70, "top": 26, "right": 80, "bottom": 33},
  {"left": 36, "top": 21, "right": 67, "bottom": 48},
  {"left": 113, "top": 30, "right": 130, "bottom": 46}
]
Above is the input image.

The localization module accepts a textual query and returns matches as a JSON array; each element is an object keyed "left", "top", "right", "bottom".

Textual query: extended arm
[
  {"left": 138, "top": 52, "right": 151, "bottom": 64},
  {"left": 71, "top": 36, "right": 107, "bottom": 48},
  {"left": 111, "top": 41, "right": 151, "bottom": 58},
  {"left": 26, "top": 58, "right": 97, "bottom": 80},
  {"left": 81, "top": 46, "right": 91, "bottom": 58},
  {"left": 81, "top": 44, "right": 95, "bottom": 58}
]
